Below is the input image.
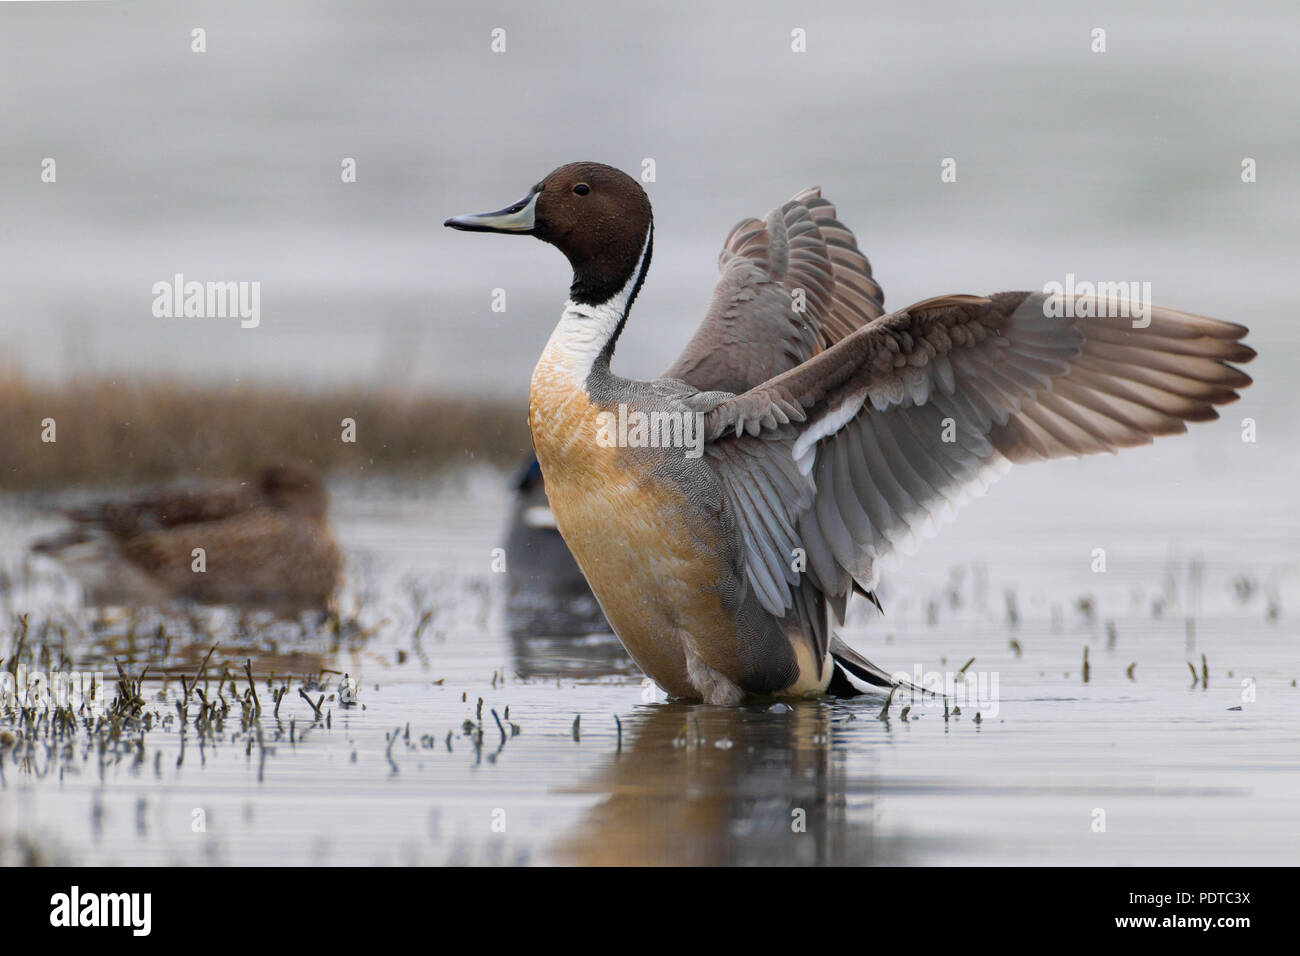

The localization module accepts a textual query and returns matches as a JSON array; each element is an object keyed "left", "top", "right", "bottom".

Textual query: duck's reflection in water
[{"left": 553, "top": 702, "right": 903, "bottom": 865}]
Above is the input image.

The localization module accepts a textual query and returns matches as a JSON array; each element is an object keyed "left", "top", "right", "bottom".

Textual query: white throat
[{"left": 540, "top": 228, "right": 652, "bottom": 387}]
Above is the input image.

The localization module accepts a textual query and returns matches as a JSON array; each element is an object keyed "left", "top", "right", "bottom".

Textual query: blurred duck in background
[
  {"left": 31, "top": 460, "right": 341, "bottom": 614},
  {"left": 504, "top": 457, "right": 609, "bottom": 635}
]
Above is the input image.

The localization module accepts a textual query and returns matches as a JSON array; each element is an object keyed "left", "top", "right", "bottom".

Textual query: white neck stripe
[{"left": 542, "top": 227, "right": 652, "bottom": 387}]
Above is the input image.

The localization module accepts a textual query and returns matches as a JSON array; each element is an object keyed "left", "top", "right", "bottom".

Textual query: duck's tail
[
  {"left": 826, "top": 636, "right": 940, "bottom": 699},
  {"left": 826, "top": 637, "right": 896, "bottom": 697}
]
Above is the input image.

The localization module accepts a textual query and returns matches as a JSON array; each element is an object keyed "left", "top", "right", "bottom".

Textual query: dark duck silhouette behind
[{"left": 504, "top": 458, "right": 602, "bottom": 629}]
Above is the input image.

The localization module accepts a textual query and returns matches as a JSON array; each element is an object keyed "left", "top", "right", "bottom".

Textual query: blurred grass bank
[{"left": 0, "top": 374, "right": 531, "bottom": 490}]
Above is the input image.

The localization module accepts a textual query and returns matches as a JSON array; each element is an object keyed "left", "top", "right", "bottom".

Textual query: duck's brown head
[
  {"left": 445, "top": 161, "right": 652, "bottom": 307},
  {"left": 257, "top": 460, "right": 329, "bottom": 518}
]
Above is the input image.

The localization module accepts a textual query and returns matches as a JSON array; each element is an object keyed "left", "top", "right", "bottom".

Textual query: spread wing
[
  {"left": 697, "top": 290, "right": 1255, "bottom": 621},
  {"left": 664, "top": 188, "right": 885, "bottom": 394}
]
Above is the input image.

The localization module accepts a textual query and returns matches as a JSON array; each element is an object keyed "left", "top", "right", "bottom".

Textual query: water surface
[{"left": 2, "top": 460, "right": 1295, "bottom": 866}]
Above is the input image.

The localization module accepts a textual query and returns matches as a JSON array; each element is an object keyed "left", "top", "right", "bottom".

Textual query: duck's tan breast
[{"left": 528, "top": 352, "right": 735, "bottom": 699}]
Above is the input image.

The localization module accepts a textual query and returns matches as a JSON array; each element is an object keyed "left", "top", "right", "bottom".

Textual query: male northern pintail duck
[
  {"left": 32, "top": 461, "right": 341, "bottom": 613},
  {"left": 446, "top": 162, "right": 1254, "bottom": 705}
]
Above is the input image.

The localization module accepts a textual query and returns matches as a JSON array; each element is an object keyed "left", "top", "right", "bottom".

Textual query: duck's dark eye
[{"left": 573, "top": 183, "right": 590, "bottom": 196}]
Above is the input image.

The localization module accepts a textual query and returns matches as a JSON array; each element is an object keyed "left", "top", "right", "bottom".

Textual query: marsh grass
[{"left": 0, "top": 374, "right": 532, "bottom": 490}]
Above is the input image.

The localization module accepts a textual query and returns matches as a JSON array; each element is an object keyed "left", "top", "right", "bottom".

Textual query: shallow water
[{"left": 2, "top": 457, "right": 1296, "bottom": 866}]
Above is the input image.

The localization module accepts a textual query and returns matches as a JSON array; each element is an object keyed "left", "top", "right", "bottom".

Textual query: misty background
[
  {"left": 3, "top": 0, "right": 1296, "bottom": 402},
  {"left": 2, "top": 0, "right": 1296, "bottom": 537}
]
